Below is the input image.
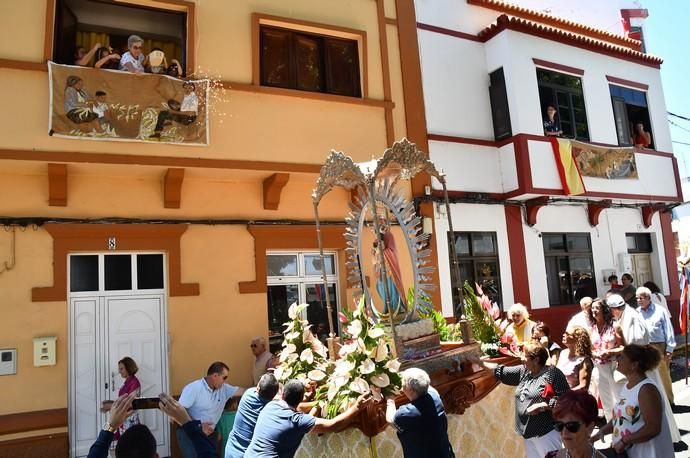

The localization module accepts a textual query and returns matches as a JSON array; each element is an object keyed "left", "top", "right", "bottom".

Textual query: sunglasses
[
  {"left": 554, "top": 421, "right": 583, "bottom": 433},
  {"left": 250, "top": 344, "right": 258, "bottom": 348}
]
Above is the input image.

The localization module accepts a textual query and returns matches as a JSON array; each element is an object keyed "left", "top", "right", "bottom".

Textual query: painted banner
[
  {"left": 571, "top": 140, "right": 638, "bottom": 179},
  {"left": 48, "top": 62, "right": 209, "bottom": 145}
]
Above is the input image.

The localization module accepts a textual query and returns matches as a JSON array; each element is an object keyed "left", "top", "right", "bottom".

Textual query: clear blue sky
[{"left": 645, "top": 0, "right": 690, "bottom": 178}]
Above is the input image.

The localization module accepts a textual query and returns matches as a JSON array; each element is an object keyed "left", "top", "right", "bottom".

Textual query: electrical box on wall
[
  {"left": 33, "top": 337, "right": 57, "bottom": 367},
  {"left": 618, "top": 253, "right": 633, "bottom": 273},
  {"left": 0, "top": 348, "right": 17, "bottom": 375}
]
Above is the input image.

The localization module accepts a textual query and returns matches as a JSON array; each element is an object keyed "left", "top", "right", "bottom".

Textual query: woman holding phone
[{"left": 101, "top": 356, "right": 141, "bottom": 440}]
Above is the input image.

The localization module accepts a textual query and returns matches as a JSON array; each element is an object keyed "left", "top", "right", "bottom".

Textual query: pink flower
[{"left": 338, "top": 312, "right": 349, "bottom": 323}]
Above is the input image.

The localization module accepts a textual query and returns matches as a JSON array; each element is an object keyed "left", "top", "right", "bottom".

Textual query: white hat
[{"left": 607, "top": 294, "right": 626, "bottom": 308}]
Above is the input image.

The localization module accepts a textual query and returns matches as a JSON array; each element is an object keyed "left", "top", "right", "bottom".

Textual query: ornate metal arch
[{"left": 345, "top": 179, "right": 435, "bottom": 323}]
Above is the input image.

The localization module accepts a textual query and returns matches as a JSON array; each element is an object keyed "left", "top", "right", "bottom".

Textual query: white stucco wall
[
  {"left": 434, "top": 202, "right": 514, "bottom": 317},
  {"left": 522, "top": 205, "right": 669, "bottom": 309},
  {"left": 429, "top": 140, "right": 505, "bottom": 193},
  {"left": 415, "top": 0, "right": 502, "bottom": 35}
]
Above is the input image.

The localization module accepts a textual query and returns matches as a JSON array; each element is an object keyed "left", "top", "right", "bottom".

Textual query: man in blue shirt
[
  {"left": 385, "top": 367, "right": 455, "bottom": 458},
  {"left": 245, "top": 379, "right": 370, "bottom": 458},
  {"left": 178, "top": 361, "right": 245, "bottom": 458},
  {"left": 637, "top": 286, "right": 676, "bottom": 404},
  {"left": 225, "top": 373, "right": 280, "bottom": 458}
]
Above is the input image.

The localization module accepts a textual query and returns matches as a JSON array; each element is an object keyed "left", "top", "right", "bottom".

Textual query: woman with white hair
[
  {"left": 506, "top": 303, "right": 535, "bottom": 345},
  {"left": 384, "top": 368, "right": 455, "bottom": 457},
  {"left": 119, "top": 35, "right": 146, "bottom": 73}
]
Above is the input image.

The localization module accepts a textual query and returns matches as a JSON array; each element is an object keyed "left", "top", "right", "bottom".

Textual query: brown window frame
[
  {"left": 252, "top": 13, "right": 368, "bottom": 100},
  {"left": 258, "top": 25, "right": 362, "bottom": 98}
]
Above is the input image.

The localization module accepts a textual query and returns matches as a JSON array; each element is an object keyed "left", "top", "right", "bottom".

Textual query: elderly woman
[
  {"left": 545, "top": 390, "right": 606, "bottom": 458},
  {"left": 556, "top": 326, "right": 593, "bottom": 391},
  {"left": 505, "top": 303, "right": 535, "bottom": 345},
  {"left": 384, "top": 368, "right": 454, "bottom": 457},
  {"left": 119, "top": 35, "right": 146, "bottom": 73},
  {"left": 595, "top": 344, "right": 673, "bottom": 457},
  {"left": 590, "top": 299, "right": 624, "bottom": 420},
  {"left": 484, "top": 342, "right": 569, "bottom": 458}
]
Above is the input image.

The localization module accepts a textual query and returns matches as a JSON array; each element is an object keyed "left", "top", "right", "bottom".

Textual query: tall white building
[{"left": 408, "top": 0, "right": 681, "bottom": 332}]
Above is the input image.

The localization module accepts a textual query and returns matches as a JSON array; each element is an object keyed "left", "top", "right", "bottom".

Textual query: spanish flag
[{"left": 550, "top": 138, "right": 585, "bottom": 196}]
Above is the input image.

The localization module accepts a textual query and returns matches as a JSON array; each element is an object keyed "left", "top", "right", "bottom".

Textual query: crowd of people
[
  {"left": 486, "top": 275, "right": 678, "bottom": 458},
  {"left": 88, "top": 274, "right": 678, "bottom": 458}
]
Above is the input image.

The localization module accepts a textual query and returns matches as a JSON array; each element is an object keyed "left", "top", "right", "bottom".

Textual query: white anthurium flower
[
  {"left": 287, "top": 353, "right": 299, "bottom": 363},
  {"left": 279, "top": 344, "right": 295, "bottom": 362},
  {"left": 327, "top": 383, "right": 339, "bottom": 401},
  {"left": 339, "top": 342, "right": 358, "bottom": 358},
  {"left": 384, "top": 359, "right": 401, "bottom": 373},
  {"left": 353, "top": 307, "right": 361, "bottom": 318},
  {"left": 283, "top": 321, "right": 295, "bottom": 332},
  {"left": 347, "top": 320, "right": 362, "bottom": 338},
  {"left": 285, "top": 331, "right": 300, "bottom": 341},
  {"left": 296, "top": 373, "right": 307, "bottom": 382},
  {"left": 288, "top": 303, "right": 298, "bottom": 320},
  {"left": 286, "top": 343, "right": 296, "bottom": 354},
  {"left": 300, "top": 348, "right": 314, "bottom": 364},
  {"left": 308, "top": 369, "right": 327, "bottom": 381},
  {"left": 334, "top": 375, "right": 350, "bottom": 390},
  {"left": 302, "top": 329, "right": 314, "bottom": 344},
  {"left": 313, "top": 342, "right": 328, "bottom": 358},
  {"left": 358, "top": 358, "right": 375, "bottom": 375},
  {"left": 334, "top": 359, "right": 355, "bottom": 376},
  {"left": 357, "top": 338, "right": 367, "bottom": 351},
  {"left": 371, "top": 372, "right": 390, "bottom": 388},
  {"left": 350, "top": 377, "right": 369, "bottom": 394},
  {"left": 273, "top": 366, "right": 284, "bottom": 380},
  {"left": 368, "top": 327, "right": 385, "bottom": 339},
  {"left": 374, "top": 340, "right": 389, "bottom": 363}
]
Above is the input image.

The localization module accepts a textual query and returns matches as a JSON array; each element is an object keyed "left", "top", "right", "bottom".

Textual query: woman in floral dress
[
  {"left": 101, "top": 357, "right": 141, "bottom": 440},
  {"left": 595, "top": 344, "right": 673, "bottom": 457},
  {"left": 589, "top": 300, "right": 624, "bottom": 420}
]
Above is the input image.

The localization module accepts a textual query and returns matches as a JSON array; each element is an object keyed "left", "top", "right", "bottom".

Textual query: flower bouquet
[
  {"left": 274, "top": 303, "right": 330, "bottom": 384},
  {"left": 319, "top": 298, "right": 402, "bottom": 419}
]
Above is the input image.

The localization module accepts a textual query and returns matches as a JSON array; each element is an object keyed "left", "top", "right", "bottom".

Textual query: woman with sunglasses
[
  {"left": 484, "top": 341, "right": 569, "bottom": 458},
  {"left": 594, "top": 344, "right": 673, "bottom": 457},
  {"left": 546, "top": 390, "right": 606, "bottom": 458},
  {"left": 556, "top": 326, "right": 593, "bottom": 391}
]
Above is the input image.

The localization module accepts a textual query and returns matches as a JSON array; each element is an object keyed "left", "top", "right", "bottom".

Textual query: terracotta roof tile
[
  {"left": 477, "top": 14, "right": 663, "bottom": 68},
  {"left": 468, "top": 0, "right": 642, "bottom": 50}
]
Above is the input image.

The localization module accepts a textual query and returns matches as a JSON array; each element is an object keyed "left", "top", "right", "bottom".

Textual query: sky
[{"left": 644, "top": 0, "right": 690, "bottom": 179}]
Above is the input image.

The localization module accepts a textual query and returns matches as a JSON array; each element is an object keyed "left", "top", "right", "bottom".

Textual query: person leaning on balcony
[
  {"left": 119, "top": 35, "right": 146, "bottom": 73},
  {"left": 505, "top": 303, "right": 536, "bottom": 346},
  {"left": 74, "top": 42, "right": 101, "bottom": 66},
  {"left": 94, "top": 46, "right": 121, "bottom": 70},
  {"left": 543, "top": 104, "right": 563, "bottom": 137},
  {"left": 632, "top": 122, "right": 652, "bottom": 148},
  {"left": 483, "top": 342, "right": 570, "bottom": 458},
  {"left": 383, "top": 367, "right": 455, "bottom": 458}
]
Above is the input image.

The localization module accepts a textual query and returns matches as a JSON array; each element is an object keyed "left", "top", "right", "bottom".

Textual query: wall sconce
[{"left": 423, "top": 217, "right": 433, "bottom": 235}]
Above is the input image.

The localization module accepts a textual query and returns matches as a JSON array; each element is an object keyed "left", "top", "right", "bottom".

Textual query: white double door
[{"left": 70, "top": 294, "right": 170, "bottom": 457}]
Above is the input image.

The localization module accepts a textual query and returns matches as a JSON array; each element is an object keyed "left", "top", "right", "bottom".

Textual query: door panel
[
  {"left": 632, "top": 254, "right": 653, "bottom": 286},
  {"left": 107, "top": 296, "right": 168, "bottom": 451},
  {"left": 71, "top": 297, "right": 100, "bottom": 457}
]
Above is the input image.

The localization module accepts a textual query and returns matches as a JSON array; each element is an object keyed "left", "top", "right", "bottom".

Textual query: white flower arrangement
[
  {"left": 319, "top": 298, "right": 402, "bottom": 419},
  {"left": 273, "top": 303, "right": 329, "bottom": 384}
]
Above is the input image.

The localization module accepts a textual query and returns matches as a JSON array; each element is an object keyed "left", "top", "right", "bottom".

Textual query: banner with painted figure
[
  {"left": 571, "top": 140, "right": 638, "bottom": 179},
  {"left": 48, "top": 62, "right": 209, "bottom": 145}
]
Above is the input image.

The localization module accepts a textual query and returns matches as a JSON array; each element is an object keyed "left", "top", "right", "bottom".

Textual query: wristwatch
[{"left": 103, "top": 422, "right": 117, "bottom": 433}]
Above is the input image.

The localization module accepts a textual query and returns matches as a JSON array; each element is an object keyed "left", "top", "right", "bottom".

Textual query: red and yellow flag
[{"left": 550, "top": 138, "right": 585, "bottom": 196}]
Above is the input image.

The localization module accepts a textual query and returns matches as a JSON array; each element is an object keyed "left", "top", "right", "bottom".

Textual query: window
[
  {"left": 69, "top": 253, "right": 165, "bottom": 293},
  {"left": 626, "top": 233, "right": 652, "bottom": 253},
  {"left": 53, "top": 0, "right": 188, "bottom": 70},
  {"left": 447, "top": 232, "right": 502, "bottom": 311},
  {"left": 266, "top": 252, "right": 340, "bottom": 353},
  {"left": 609, "top": 85, "right": 654, "bottom": 149},
  {"left": 537, "top": 69, "right": 589, "bottom": 141},
  {"left": 543, "top": 233, "right": 596, "bottom": 305},
  {"left": 489, "top": 68, "right": 512, "bottom": 140},
  {"left": 260, "top": 25, "right": 362, "bottom": 98}
]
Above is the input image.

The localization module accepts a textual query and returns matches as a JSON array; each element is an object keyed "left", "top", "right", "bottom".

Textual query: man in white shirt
[
  {"left": 566, "top": 296, "right": 593, "bottom": 331},
  {"left": 152, "top": 81, "right": 198, "bottom": 137},
  {"left": 607, "top": 294, "right": 649, "bottom": 345},
  {"left": 177, "top": 361, "right": 245, "bottom": 458}
]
